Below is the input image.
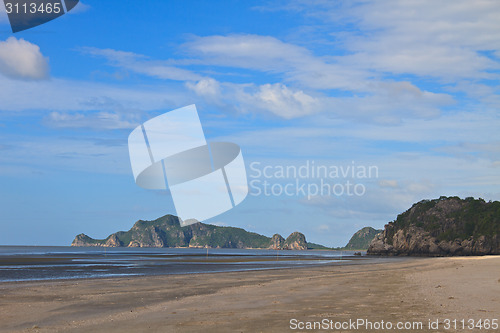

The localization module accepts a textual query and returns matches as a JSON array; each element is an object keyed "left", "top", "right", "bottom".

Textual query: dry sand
[{"left": 0, "top": 256, "right": 498, "bottom": 332}]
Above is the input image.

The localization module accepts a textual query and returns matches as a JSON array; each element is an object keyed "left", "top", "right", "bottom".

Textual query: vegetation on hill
[
  {"left": 307, "top": 242, "right": 331, "bottom": 250},
  {"left": 368, "top": 196, "right": 500, "bottom": 256},
  {"left": 344, "top": 227, "right": 382, "bottom": 250},
  {"left": 385, "top": 196, "right": 500, "bottom": 245},
  {"left": 72, "top": 214, "right": 313, "bottom": 250}
]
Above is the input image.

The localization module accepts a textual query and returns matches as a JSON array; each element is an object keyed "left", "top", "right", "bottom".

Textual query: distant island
[
  {"left": 72, "top": 214, "right": 322, "bottom": 250},
  {"left": 368, "top": 196, "right": 500, "bottom": 256}
]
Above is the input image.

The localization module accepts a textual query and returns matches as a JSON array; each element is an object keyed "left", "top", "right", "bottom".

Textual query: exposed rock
[
  {"left": 104, "top": 234, "right": 122, "bottom": 247},
  {"left": 368, "top": 197, "right": 500, "bottom": 256},
  {"left": 283, "top": 232, "right": 307, "bottom": 250},
  {"left": 269, "top": 234, "right": 285, "bottom": 250},
  {"left": 150, "top": 227, "right": 165, "bottom": 247},
  {"left": 71, "top": 234, "right": 100, "bottom": 247},
  {"left": 72, "top": 214, "right": 312, "bottom": 250}
]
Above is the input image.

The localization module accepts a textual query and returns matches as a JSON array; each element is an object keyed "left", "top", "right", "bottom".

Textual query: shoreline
[
  {"left": 0, "top": 247, "right": 363, "bottom": 283},
  {"left": 0, "top": 256, "right": 498, "bottom": 332},
  {"left": 0, "top": 256, "right": 388, "bottom": 285}
]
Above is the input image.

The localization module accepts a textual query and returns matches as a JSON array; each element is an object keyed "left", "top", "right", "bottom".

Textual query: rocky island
[
  {"left": 368, "top": 196, "right": 500, "bottom": 256},
  {"left": 72, "top": 214, "right": 310, "bottom": 250}
]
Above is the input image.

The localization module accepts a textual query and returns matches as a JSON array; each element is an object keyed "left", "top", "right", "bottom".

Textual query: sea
[{"left": 0, "top": 246, "right": 368, "bottom": 282}]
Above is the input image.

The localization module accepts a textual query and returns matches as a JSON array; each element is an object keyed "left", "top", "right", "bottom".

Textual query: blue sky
[{"left": 0, "top": 0, "right": 499, "bottom": 246}]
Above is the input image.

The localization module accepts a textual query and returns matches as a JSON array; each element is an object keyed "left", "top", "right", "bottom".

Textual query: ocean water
[{"left": 0, "top": 246, "right": 363, "bottom": 282}]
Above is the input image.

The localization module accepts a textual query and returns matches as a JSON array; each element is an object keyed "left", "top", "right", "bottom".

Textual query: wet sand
[{"left": 0, "top": 256, "right": 498, "bottom": 332}]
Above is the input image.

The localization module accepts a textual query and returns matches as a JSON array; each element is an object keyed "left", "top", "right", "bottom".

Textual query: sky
[{"left": 0, "top": 0, "right": 499, "bottom": 247}]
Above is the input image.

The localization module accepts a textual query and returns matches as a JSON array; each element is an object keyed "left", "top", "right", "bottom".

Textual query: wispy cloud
[
  {"left": 0, "top": 135, "right": 130, "bottom": 176},
  {"left": 0, "top": 73, "right": 194, "bottom": 129},
  {"left": 379, "top": 180, "right": 399, "bottom": 188},
  {"left": 341, "top": 0, "right": 500, "bottom": 81},
  {"left": 264, "top": 0, "right": 500, "bottom": 81},
  {"left": 182, "top": 34, "right": 368, "bottom": 91},
  {"left": 44, "top": 111, "right": 139, "bottom": 130},
  {"left": 81, "top": 47, "right": 204, "bottom": 81},
  {"left": 80, "top": 32, "right": 458, "bottom": 122}
]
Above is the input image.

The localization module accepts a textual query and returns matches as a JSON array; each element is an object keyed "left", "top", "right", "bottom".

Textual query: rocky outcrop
[
  {"left": 72, "top": 233, "right": 123, "bottom": 247},
  {"left": 283, "top": 232, "right": 308, "bottom": 250},
  {"left": 269, "top": 234, "right": 285, "bottom": 250},
  {"left": 72, "top": 214, "right": 312, "bottom": 250},
  {"left": 72, "top": 234, "right": 100, "bottom": 247},
  {"left": 368, "top": 197, "right": 500, "bottom": 256},
  {"left": 104, "top": 234, "right": 123, "bottom": 247}
]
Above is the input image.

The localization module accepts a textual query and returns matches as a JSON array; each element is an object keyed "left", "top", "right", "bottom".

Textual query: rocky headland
[{"left": 368, "top": 196, "right": 499, "bottom": 256}]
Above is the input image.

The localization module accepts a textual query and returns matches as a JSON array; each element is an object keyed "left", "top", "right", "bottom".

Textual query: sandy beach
[{"left": 0, "top": 256, "right": 498, "bottom": 332}]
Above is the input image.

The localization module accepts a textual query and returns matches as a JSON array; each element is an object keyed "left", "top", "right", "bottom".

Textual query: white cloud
[
  {"left": 0, "top": 135, "right": 130, "bottom": 176},
  {"left": 0, "top": 74, "right": 191, "bottom": 114},
  {"left": 187, "top": 78, "right": 324, "bottom": 119},
  {"left": 82, "top": 47, "right": 203, "bottom": 81},
  {"left": 186, "top": 78, "right": 221, "bottom": 98},
  {"left": 300, "top": 188, "right": 418, "bottom": 221},
  {"left": 134, "top": 63, "right": 202, "bottom": 81},
  {"left": 83, "top": 47, "right": 143, "bottom": 62},
  {"left": 245, "top": 83, "right": 321, "bottom": 119},
  {"left": 0, "top": 37, "right": 49, "bottom": 80},
  {"left": 0, "top": 2, "right": 488, "bottom": 128},
  {"left": 436, "top": 141, "right": 500, "bottom": 162},
  {"left": 183, "top": 34, "right": 366, "bottom": 91},
  {"left": 317, "top": 224, "right": 329, "bottom": 232},
  {"left": 195, "top": 78, "right": 450, "bottom": 122},
  {"left": 58, "top": 1, "right": 498, "bottom": 125},
  {"left": 0, "top": 71, "right": 202, "bottom": 131},
  {"left": 80, "top": 32, "right": 459, "bottom": 122},
  {"left": 379, "top": 180, "right": 399, "bottom": 188},
  {"left": 44, "top": 111, "right": 138, "bottom": 130},
  {"left": 215, "top": 106, "right": 500, "bottom": 204},
  {"left": 183, "top": 34, "right": 312, "bottom": 72},
  {"left": 281, "top": 0, "right": 500, "bottom": 82},
  {"left": 328, "top": 81, "right": 453, "bottom": 124},
  {"left": 179, "top": 34, "right": 458, "bottom": 122}
]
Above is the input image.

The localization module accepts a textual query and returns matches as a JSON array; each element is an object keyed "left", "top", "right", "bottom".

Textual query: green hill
[{"left": 344, "top": 227, "right": 383, "bottom": 250}]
